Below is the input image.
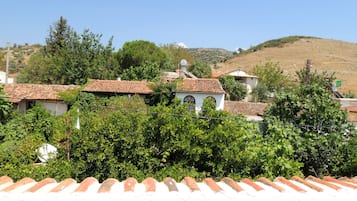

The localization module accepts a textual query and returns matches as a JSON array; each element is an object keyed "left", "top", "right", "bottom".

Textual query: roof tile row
[{"left": 1, "top": 175, "right": 356, "bottom": 194}]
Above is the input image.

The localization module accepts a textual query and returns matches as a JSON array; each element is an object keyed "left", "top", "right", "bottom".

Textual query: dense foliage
[
  {"left": 265, "top": 69, "right": 356, "bottom": 176},
  {"left": 188, "top": 62, "right": 212, "bottom": 78},
  {"left": 117, "top": 40, "right": 168, "bottom": 70},
  {"left": 253, "top": 61, "right": 291, "bottom": 93},
  {"left": 0, "top": 86, "right": 12, "bottom": 124},
  {"left": 218, "top": 75, "right": 247, "bottom": 101},
  {"left": 0, "top": 94, "right": 306, "bottom": 182}
]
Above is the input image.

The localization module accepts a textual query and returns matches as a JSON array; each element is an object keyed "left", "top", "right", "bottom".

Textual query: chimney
[{"left": 179, "top": 59, "right": 188, "bottom": 78}]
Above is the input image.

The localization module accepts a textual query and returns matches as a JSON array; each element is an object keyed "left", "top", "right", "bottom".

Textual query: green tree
[
  {"left": 265, "top": 69, "right": 353, "bottom": 176},
  {"left": 189, "top": 62, "right": 212, "bottom": 78},
  {"left": 19, "top": 17, "right": 118, "bottom": 85},
  {"left": 44, "top": 16, "right": 72, "bottom": 55},
  {"left": 251, "top": 82, "right": 269, "bottom": 102},
  {"left": 146, "top": 81, "right": 177, "bottom": 106},
  {"left": 117, "top": 40, "right": 167, "bottom": 70},
  {"left": 120, "top": 62, "right": 161, "bottom": 81},
  {"left": 296, "top": 68, "right": 335, "bottom": 91},
  {"left": 161, "top": 44, "right": 195, "bottom": 71},
  {"left": 253, "top": 62, "right": 291, "bottom": 93},
  {"left": 0, "top": 86, "right": 12, "bottom": 124},
  {"left": 219, "top": 75, "right": 247, "bottom": 101}
]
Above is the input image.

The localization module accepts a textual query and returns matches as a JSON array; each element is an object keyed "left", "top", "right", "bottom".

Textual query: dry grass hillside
[{"left": 214, "top": 38, "right": 357, "bottom": 95}]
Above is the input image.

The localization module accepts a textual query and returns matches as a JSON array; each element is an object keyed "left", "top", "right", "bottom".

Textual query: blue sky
[{"left": 1, "top": 0, "right": 357, "bottom": 51}]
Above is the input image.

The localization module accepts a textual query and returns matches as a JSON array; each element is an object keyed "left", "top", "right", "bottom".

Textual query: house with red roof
[
  {"left": 82, "top": 79, "right": 153, "bottom": 98},
  {"left": 175, "top": 78, "right": 225, "bottom": 112},
  {"left": 3, "top": 84, "right": 79, "bottom": 115}
]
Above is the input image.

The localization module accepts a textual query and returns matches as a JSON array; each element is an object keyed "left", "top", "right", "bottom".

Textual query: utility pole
[
  {"left": 5, "top": 42, "right": 10, "bottom": 84},
  {"left": 305, "top": 59, "right": 312, "bottom": 84}
]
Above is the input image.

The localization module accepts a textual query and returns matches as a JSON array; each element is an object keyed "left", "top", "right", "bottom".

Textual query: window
[
  {"left": 183, "top": 95, "right": 195, "bottom": 111},
  {"left": 203, "top": 96, "right": 216, "bottom": 112},
  {"left": 205, "top": 96, "right": 216, "bottom": 105}
]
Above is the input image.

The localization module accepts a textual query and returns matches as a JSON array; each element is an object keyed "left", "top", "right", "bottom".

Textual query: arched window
[
  {"left": 205, "top": 96, "right": 216, "bottom": 105},
  {"left": 202, "top": 96, "right": 216, "bottom": 112},
  {"left": 183, "top": 95, "right": 196, "bottom": 111}
]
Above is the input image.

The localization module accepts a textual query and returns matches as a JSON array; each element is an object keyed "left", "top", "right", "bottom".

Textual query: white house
[
  {"left": 175, "top": 78, "right": 225, "bottom": 112},
  {"left": 226, "top": 70, "right": 258, "bottom": 93},
  {"left": 214, "top": 70, "right": 258, "bottom": 101},
  {"left": 0, "top": 71, "right": 14, "bottom": 84},
  {"left": 3, "top": 84, "right": 79, "bottom": 115}
]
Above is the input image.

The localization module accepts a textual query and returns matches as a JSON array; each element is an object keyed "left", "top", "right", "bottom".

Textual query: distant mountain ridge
[
  {"left": 214, "top": 37, "right": 357, "bottom": 95},
  {"left": 188, "top": 48, "right": 233, "bottom": 65}
]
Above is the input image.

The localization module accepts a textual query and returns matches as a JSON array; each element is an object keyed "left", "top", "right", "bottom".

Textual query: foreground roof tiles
[{"left": 0, "top": 176, "right": 356, "bottom": 201}]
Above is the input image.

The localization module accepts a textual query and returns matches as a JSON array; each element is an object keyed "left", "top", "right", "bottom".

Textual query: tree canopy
[
  {"left": 253, "top": 61, "right": 291, "bottom": 93},
  {"left": 0, "top": 86, "right": 12, "bottom": 124},
  {"left": 219, "top": 75, "right": 247, "bottom": 101},
  {"left": 265, "top": 68, "right": 355, "bottom": 176},
  {"left": 117, "top": 40, "right": 167, "bottom": 70},
  {"left": 18, "top": 17, "right": 119, "bottom": 85}
]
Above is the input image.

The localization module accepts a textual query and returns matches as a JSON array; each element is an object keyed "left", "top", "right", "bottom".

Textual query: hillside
[
  {"left": 214, "top": 37, "right": 357, "bottom": 95},
  {"left": 0, "top": 44, "right": 41, "bottom": 74},
  {"left": 188, "top": 48, "right": 233, "bottom": 64}
]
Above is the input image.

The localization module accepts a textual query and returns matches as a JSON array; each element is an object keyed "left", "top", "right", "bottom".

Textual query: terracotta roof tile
[
  {"left": 1, "top": 177, "right": 35, "bottom": 192},
  {"left": 221, "top": 177, "right": 244, "bottom": 192},
  {"left": 74, "top": 177, "right": 98, "bottom": 192},
  {"left": 258, "top": 177, "right": 285, "bottom": 192},
  {"left": 26, "top": 178, "right": 56, "bottom": 193},
  {"left": 97, "top": 178, "right": 119, "bottom": 193},
  {"left": 204, "top": 178, "right": 222, "bottom": 192},
  {"left": 323, "top": 176, "right": 357, "bottom": 189},
  {"left": 50, "top": 178, "right": 77, "bottom": 192},
  {"left": 0, "top": 176, "right": 356, "bottom": 200},
  {"left": 275, "top": 176, "right": 306, "bottom": 192},
  {"left": 163, "top": 177, "right": 178, "bottom": 192},
  {"left": 176, "top": 78, "right": 225, "bottom": 94},
  {"left": 83, "top": 80, "right": 153, "bottom": 94},
  {"left": 142, "top": 177, "right": 156, "bottom": 192},
  {"left": 124, "top": 177, "right": 137, "bottom": 192},
  {"left": 0, "top": 176, "right": 13, "bottom": 185},
  {"left": 182, "top": 176, "right": 200, "bottom": 192},
  {"left": 291, "top": 175, "right": 324, "bottom": 192},
  {"left": 3, "top": 84, "right": 79, "bottom": 103},
  {"left": 306, "top": 175, "right": 341, "bottom": 191},
  {"left": 241, "top": 178, "right": 264, "bottom": 191},
  {"left": 224, "top": 101, "right": 267, "bottom": 116}
]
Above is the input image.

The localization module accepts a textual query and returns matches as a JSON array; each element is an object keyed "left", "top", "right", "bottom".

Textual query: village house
[
  {"left": 82, "top": 79, "right": 153, "bottom": 98},
  {"left": 213, "top": 70, "right": 258, "bottom": 101},
  {"left": 176, "top": 78, "right": 225, "bottom": 112},
  {"left": 3, "top": 83, "right": 79, "bottom": 115},
  {"left": 83, "top": 78, "right": 225, "bottom": 113}
]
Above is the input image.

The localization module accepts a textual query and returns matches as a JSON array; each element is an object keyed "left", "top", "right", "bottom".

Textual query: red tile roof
[
  {"left": 176, "top": 78, "right": 225, "bottom": 94},
  {"left": 0, "top": 175, "right": 356, "bottom": 194},
  {"left": 224, "top": 101, "right": 267, "bottom": 116},
  {"left": 3, "top": 84, "right": 79, "bottom": 103},
  {"left": 343, "top": 105, "right": 357, "bottom": 112},
  {"left": 83, "top": 80, "right": 153, "bottom": 94}
]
